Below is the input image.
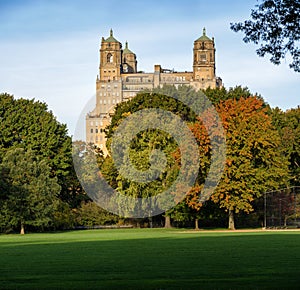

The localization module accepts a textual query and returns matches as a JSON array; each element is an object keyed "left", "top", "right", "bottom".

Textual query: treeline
[
  {"left": 0, "top": 93, "right": 117, "bottom": 234},
  {"left": 0, "top": 87, "right": 299, "bottom": 233}
]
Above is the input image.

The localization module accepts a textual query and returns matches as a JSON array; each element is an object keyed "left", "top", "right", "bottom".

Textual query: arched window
[{"left": 107, "top": 53, "right": 113, "bottom": 63}]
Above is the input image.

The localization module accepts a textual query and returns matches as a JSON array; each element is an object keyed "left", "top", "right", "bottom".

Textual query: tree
[
  {"left": 76, "top": 201, "right": 119, "bottom": 228},
  {"left": 0, "top": 94, "right": 71, "bottom": 176},
  {"left": 0, "top": 93, "right": 85, "bottom": 225},
  {"left": 230, "top": 0, "right": 300, "bottom": 72},
  {"left": 271, "top": 106, "right": 300, "bottom": 186},
  {"left": 211, "top": 97, "right": 290, "bottom": 229},
  {"left": 202, "top": 86, "right": 256, "bottom": 105},
  {"left": 0, "top": 148, "right": 61, "bottom": 234},
  {"left": 184, "top": 111, "right": 214, "bottom": 229},
  {"left": 102, "top": 90, "right": 199, "bottom": 220},
  {"left": 179, "top": 86, "right": 250, "bottom": 229}
]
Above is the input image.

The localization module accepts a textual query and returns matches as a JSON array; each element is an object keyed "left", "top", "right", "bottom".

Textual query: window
[
  {"left": 96, "top": 129, "right": 98, "bottom": 133},
  {"left": 90, "top": 121, "right": 93, "bottom": 126},
  {"left": 200, "top": 54, "right": 206, "bottom": 61},
  {"left": 107, "top": 53, "right": 113, "bottom": 63},
  {"left": 90, "top": 129, "right": 93, "bottom": 133}
]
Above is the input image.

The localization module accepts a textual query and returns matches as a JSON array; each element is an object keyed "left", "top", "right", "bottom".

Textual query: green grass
[{"left": 1, "top": 229, "right": 300, "bottom": 289}]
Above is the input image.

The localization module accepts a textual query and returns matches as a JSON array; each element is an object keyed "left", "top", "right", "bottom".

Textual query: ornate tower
[
  {"left": 193, "top": 28, "right": 216, "bottom": 82},
  {"left": 122, "top": 41, "right": 137, "bottom": 73},
  {"left": 99, "top": 29, "right": 122, "bottom": 81}
]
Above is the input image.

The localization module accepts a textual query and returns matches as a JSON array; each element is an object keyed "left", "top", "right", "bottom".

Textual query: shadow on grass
[{"left": 0, "top": 231, "right": 300, "bottom": 289}]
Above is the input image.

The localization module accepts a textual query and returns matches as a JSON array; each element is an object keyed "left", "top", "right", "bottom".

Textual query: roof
[
  {"left": 104, "top": 29, "right": 120, "bottom": 43},
  {"left": 196, "top": 28, "right": 212, "bottom": 42},
  {"left": 123, "top": 41, "right": 134, "bottom": 54}
]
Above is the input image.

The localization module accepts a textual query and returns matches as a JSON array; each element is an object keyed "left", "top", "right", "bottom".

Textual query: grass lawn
[{"left": 0, "top": 229, "right": 300, "bottom": 289}]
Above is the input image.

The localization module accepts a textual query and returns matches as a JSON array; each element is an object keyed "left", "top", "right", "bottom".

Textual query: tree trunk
[
  {"left": 164, "top": 215, "right": 172, "bottom": 228},
  {"left": 149, "top": 217, "right": 153, "bottom": 228},
  {"left": 284, "top": 216, "right": 287, "bottom": 227},
  {"left": 228, "top": 210, "right": 235, "bottom": 230},
  {"left": 136, "top": 220, "right": 141, "bottom": 228},
  {"left": 195, "top": 218, "right": 199, "bottom": 230},
  {"left": 20, "top": 223, "right": 25, "bottom": 235}
]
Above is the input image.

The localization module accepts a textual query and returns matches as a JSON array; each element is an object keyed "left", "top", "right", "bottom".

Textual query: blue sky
[{"left": 1, "top": 0, "right": 299, "bottom": 135}]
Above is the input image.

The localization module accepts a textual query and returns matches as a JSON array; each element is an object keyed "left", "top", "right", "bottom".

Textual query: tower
[
  {"left": 122, "top": 41, "right": 137, "bottom": 73},
  {"left": 193, "top": 28, "right": 216, "bottom": 82},
  {"left": 99, "top": 29, "right": 122, "bottom": 81}
]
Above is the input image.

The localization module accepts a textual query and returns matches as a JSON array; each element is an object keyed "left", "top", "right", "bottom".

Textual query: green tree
[
  {"left": 0, "top": 94, "right": 71, "bottom": 177},
  {"left": 211, "top": 97, "right": 290, "bottom": 229},
  {"left": 0, "top": 93, "right": 84, "bottom": 225},
  {"left": 271, "top": 106, "right": 300, "bottom": 186},
  {"left": 103, "top": 91, "right": 198, "bottom": 220},
  {"left": 76, "top": 201, "right": 119, "bottom": 228},
  {"left": 231, "top": 0, "right": 300, "bottom": 72},
  {"left": 72, "top": 141, "right": 105, "bottom": 192},
  {"left": 0, "top": 148, "right": 61, "bottom": 234}
]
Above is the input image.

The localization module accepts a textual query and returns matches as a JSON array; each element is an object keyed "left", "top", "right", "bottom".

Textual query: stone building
[{"left": 86, "top": 28, "right": 222, "bottom": 154}]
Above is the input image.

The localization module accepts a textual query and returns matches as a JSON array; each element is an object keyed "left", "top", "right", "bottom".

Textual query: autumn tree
[
  {"left": 185, "top": 111, "right": 214, "bottom": 229},
  {"left": 173, "top": 86, "right": 260, "bottom": 229},
  {"left": 211, "top": 97, "right": 290, "bottom": 229},
  {"left": 231, "top": 0, "right": 300, "bottom": 72}
]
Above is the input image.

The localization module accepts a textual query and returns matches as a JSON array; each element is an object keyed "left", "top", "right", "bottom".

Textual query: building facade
[{"left": 86, "top": 28, "right": 222, "bottom": 154}]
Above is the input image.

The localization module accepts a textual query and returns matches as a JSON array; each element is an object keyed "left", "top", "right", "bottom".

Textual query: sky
[{"left": 1, "top": 0, "right": 299, "bottom": 136}]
